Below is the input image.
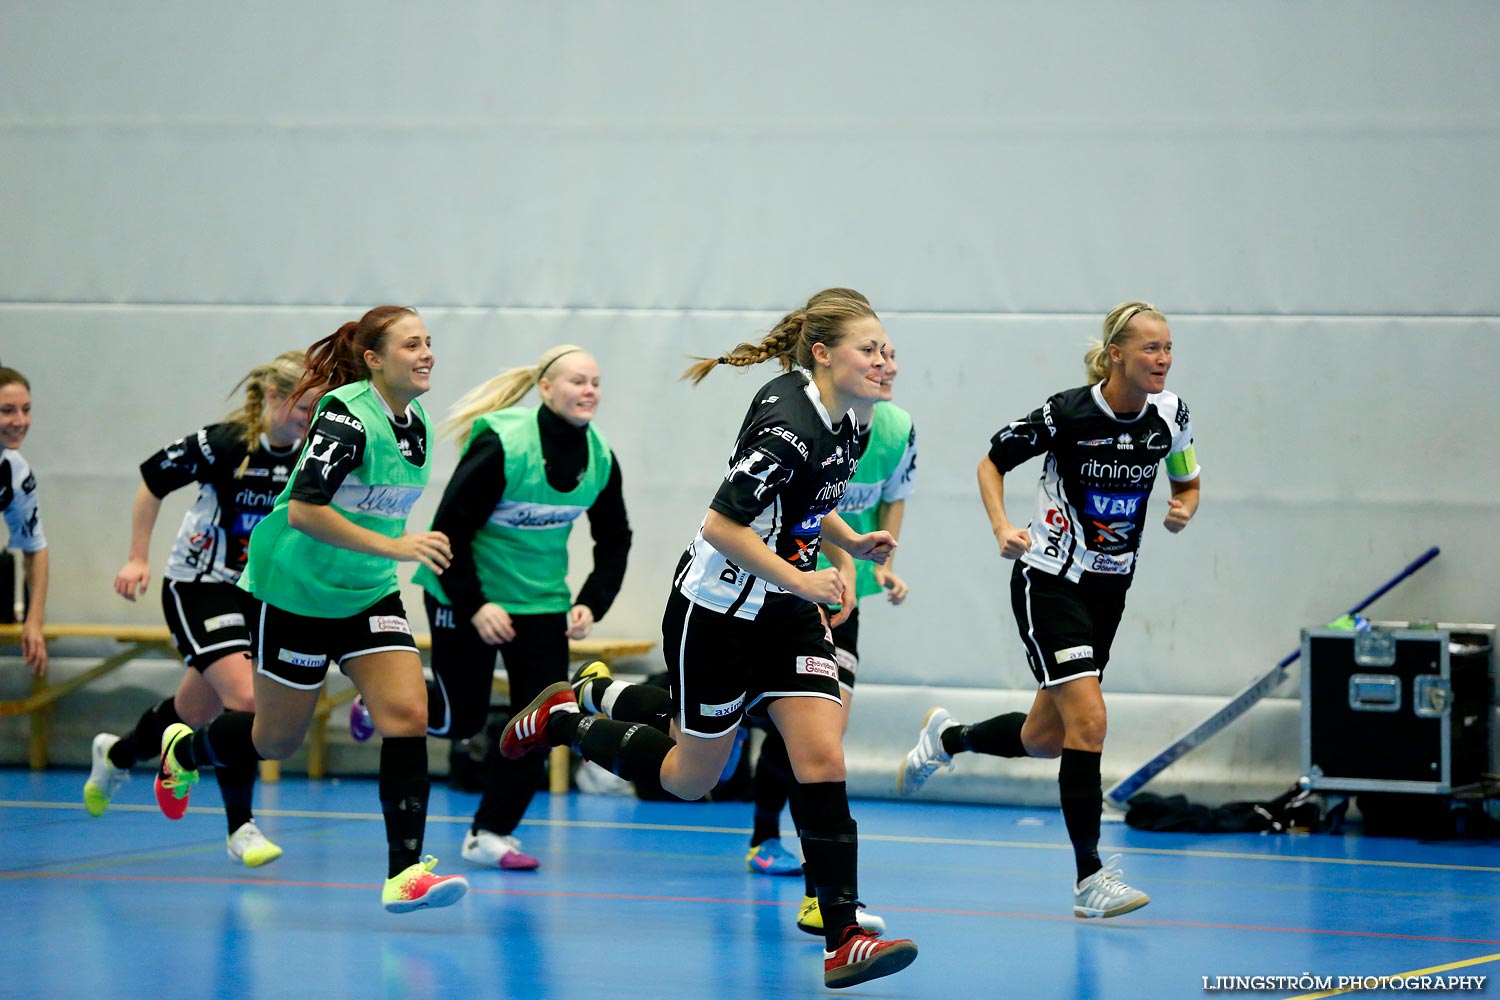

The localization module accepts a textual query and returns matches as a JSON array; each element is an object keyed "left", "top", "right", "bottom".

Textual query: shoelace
[
  {"left": 913, "top": 736, "right": 953, "bottom": 775},
  {"left": 1088, "top": 855, "right": 1133, "bottom": 896},
  {"left": 162, "top": 763, "right": 199, "bottom": 796}
]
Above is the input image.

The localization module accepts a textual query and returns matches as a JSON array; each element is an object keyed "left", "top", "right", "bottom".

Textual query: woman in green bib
[
  {"left": 413, "top": 344, "right": 631, "bottom": 872},
  {"left": 153, "top": 305, "right": 469, "bottom": 914}
]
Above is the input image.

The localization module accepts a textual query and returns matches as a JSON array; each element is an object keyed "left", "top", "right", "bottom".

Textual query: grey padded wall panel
[
  {"left": 2, "top": 2, "right": 1497, "bottom": 314},
  {"left": 3, "top": 2, "right": 1497, "bottom": 711}
]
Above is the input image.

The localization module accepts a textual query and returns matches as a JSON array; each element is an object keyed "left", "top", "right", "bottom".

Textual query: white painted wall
[{"left": 3, "top": 2, "right": 1497, "bottom": 797}]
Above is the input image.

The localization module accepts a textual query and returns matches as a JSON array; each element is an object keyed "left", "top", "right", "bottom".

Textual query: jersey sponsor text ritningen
[{"left": 988, "top": 384, "right": 1198, "bottom": 589}]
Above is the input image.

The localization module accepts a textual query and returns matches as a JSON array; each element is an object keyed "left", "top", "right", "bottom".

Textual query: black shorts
[
  {"left": 662, "top": 588, "right": 841, "bottom": 738},
  {"left": 253, "top": 591, "right": 420, "bottom": 691},
  {"left": 1009, "top": 562, "right": 1128, "bottom": 688},
  {"left": 829, "top": 605, "right": 860, "bottom": 692},
  {"left": 424, "top": 592, "right": 568, "bottom": 740},
  {"left": 160, "top": 579, "right": 256, "bottom": 670}
]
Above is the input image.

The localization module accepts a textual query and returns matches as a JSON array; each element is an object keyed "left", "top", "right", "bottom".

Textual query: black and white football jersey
[
  {"left": 988, "top": 383, "right": 1198, "bottom": 589},
  {"left": 142, "top": 423, "right": 300, "bottom": 583},
  {"left": 674, "top": 370, "right": 860, "bottom": 620},
  {"left": 0, "top": 449, "right": 46, "bottom": 553}
]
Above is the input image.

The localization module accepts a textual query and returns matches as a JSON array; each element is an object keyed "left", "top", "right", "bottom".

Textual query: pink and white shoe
[{"left": 461, "top": 829, "right": 540, "bottom": 871}]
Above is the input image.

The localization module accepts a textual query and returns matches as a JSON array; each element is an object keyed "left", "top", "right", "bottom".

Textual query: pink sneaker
[{"left": 461, "top": 829, "right": 541, "bottom": 871}]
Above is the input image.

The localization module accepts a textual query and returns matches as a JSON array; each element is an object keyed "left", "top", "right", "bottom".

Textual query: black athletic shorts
[
  {"left": 1009, "top": 562, "right": 1128, "bottom": 687},
  {"left": 829, "top": 605, "right": 860, "bottom": 692},
  {"left": 661, "top": 588, "right": 841, "bottom": 738},
  {"left": 160, "top": 579, "right": 255, "bottom": 669},
  {"left": 253, "top": 591, "right": 419, "bottom": 690}
]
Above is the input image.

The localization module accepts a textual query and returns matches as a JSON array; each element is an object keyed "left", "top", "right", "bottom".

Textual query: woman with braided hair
[
  {"left": 88, "top": 350, "right": 312, "bottom": 867},
  {"left": 501, "top": 290, "right": 919, "bottom": 989},
  {"left": 152, "top": 307, "right": 469, "bottom": 913}
]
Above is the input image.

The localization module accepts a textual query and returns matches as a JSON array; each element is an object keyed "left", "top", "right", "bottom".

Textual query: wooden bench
[{"left": 1, "top": 623, "right": 654, "bottom": 793}]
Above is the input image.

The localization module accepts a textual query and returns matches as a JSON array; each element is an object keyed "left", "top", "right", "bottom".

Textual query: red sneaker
[
  {"left": 154, "top": 723, "right": 200, "bottom": 820},
  {"left": 823, "top": 928, "right": 918, "bottom": 989},
  {"left": 500, "top": 682, "right": 578, "bottom": 760}
]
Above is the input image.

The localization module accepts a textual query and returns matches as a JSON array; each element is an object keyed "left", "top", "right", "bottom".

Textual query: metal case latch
[{"left": 1413, "top": 675, "right": 1451, "bottom": 718}]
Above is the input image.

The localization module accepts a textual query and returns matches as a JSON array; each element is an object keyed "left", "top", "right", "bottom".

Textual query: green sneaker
[
  {"left": 382, "top": 856, "right": 469, "bottom": 913},
  {"left": 83, "top": 733, "right": 130, "bottom": 817}
]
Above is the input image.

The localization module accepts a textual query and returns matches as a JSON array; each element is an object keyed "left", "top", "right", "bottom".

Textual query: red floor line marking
[{"left": 7, "top": 870, "right": 1499, "bottom": 946}]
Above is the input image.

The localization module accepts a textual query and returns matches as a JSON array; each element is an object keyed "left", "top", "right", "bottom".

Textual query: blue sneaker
[
  {"left": 746, "top": 837, "right": 803, "bottom": 876},
  {"left": 718, "top": 728, "right": 748, "bottom": 784},
  {"left": 350, "top": 695, "right": 375, "bottom": 743}
]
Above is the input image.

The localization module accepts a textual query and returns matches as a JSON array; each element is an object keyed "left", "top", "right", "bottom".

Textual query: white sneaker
[
  {"left": 83, "top": 733, "right": 130, "bottom": 817},
  {"left": 898, "top": 707, "right": 957, "bottom": 796},
  {"left": 227, "top": 820, "right": 284, "bottom": 868},
  {"left": 461, "top": 829, "right": 540, "bottom": 871},
  {"left": 1073, "top": 854, "right": 1150, "bottom": 918}
]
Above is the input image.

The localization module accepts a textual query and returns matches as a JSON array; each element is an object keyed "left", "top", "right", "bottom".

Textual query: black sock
[
  {"left": 214, "top": 759, "right": 257, "bottom": 833},
  {"left": 573, "top": 717, "right": 675, "bottom": 784},
  {"left": 751, "top": 728, "right": 793, "bottom": 847},
  {"left": 174, "top": 711, "right": 259, "bottom": 772},
  {"left": 110, "top": 698, "right": 182, "bottom": 768},
  {"left": 1059, "top": 748, "right": 1103, "bottom": 882},
  {"left": 379, "top": 736, "right": 430, "bottom": 878},
  {"left": 600, "top": 681, "right": 673, "bottom": 733},
  {"left": 795, "top": 781, "right": 859, "bottom": 949},
  {"left": 786, "top": 780, "right": 817, "bottom": 898},
  {"left": 945, "top": 712, "right": 1029, "bottom": 758}
]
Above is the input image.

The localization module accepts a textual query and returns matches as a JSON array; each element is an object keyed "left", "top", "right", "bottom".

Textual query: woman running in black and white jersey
[
  {"left": 0, "top": 366, "right": 49, "bottom": 676},
  {"left": 86, "top": 351, "right": 312, "bottom": 868},
  {"left": 500, "top": 291, "right": 919, "bottom": 990},
  {"left": 900, "top": 301, "right": 1200, "bottom": 920}
]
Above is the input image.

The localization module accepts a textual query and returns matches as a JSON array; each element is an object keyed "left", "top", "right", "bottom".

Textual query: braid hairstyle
[
  {"left": 440, "top": 343, "right": 587, "bottom": 444},
  {"left": 290, "top": 305, "right": 419, "bottom": 409},
  {"left": 682, "top": 288, "right": 877, "bottom": 386},
  {"left": 223, "top": 350, "right": 308, "bottom": 452},
  {"left": 1085, "top": 300, "right": 1166, "bottom": 385}
]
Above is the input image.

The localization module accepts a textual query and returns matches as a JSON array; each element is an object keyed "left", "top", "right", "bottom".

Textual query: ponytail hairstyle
[
  {"left": 223, "top": 350, "right": 308, "bottom": 452},
  {"left": 0, "top": 367, "right": 30, "bottom": 393},
  {"left": 440, "top": 343, "right": 587, "bottom": 444},
  {"left": 289, "top": 305, "right": 420, "bottom": 410},
  {"left": 682, "top": 288, "right": 877, "bottom": 386},
  {"left": 1085, "top": 301, "right": 1166, "bottom": 385}
]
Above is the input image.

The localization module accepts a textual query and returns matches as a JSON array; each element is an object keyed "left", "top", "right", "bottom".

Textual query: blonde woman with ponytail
[
  {"left": 400, "top": 344, "right": 632, "bottom": 871},
  {"left": 89, "top": 350, "right": 313, "bottom": 867},
  {"left": 901, "top": 299, "right": 1201, "bottom": 921},
  {"left": 502, "top": 290, "right": 920, "bottom": 990}
]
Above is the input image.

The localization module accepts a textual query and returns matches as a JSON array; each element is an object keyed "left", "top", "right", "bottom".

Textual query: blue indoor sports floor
[{"left": 3, "top": 768, "right": 1498, "bottom": 999}]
